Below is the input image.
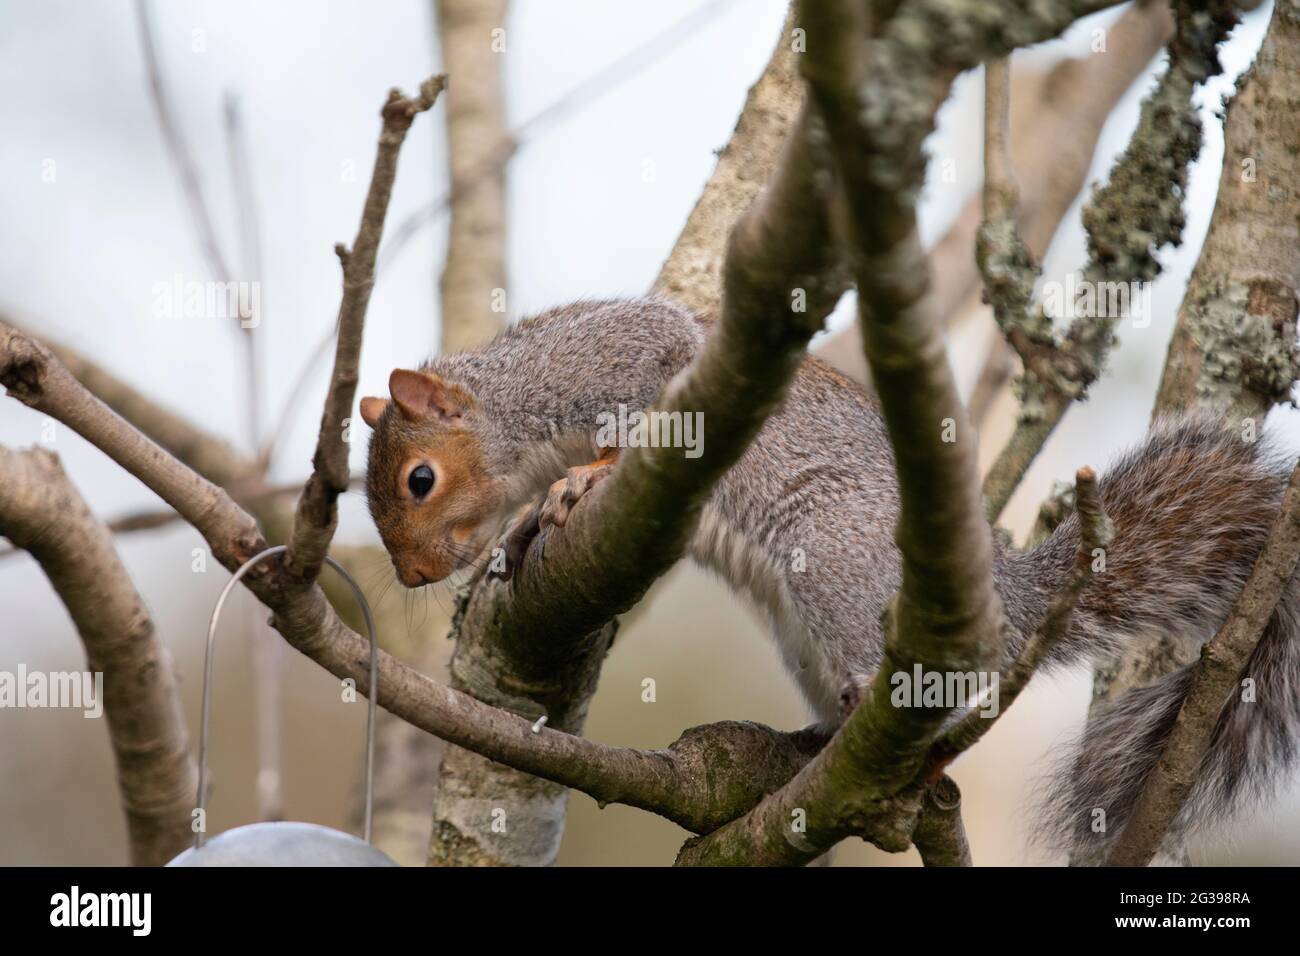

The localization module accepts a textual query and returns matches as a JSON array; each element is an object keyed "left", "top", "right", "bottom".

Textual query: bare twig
[
  {"left": 259, "top": 0, "right": 745, "bottom": 468},
  {"left": 0, "top": 446, "right": 196, "bottom": 866},
  {"left": 929, "top": 466, "right": 1111, "bottom": 769},
  {"left": 221, "top": 93, "right": 266, "bottom": 453},
  {"left": 980, "top": 1, "right": 1240, "bottom": 522},
  {"left": 284, "top": 76, "right": 447, "bottom": 583},
  {"left": 815, "top": 0, "right": 1176, "bottom": 387},
  {"left": 135, "top": 0, "right": 234, "bottom": 284},
  {"left": 218, "top": 91, "right": 285, "bottom": 818}
]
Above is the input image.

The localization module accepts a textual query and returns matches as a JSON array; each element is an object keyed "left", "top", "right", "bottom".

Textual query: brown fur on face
[{"left": 362, "top": 371, "right": 502, "bottom": 587}]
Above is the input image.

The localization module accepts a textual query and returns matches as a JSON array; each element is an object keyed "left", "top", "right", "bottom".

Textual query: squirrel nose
[{"left": 397, "top": 565, "right": 432, "bottom": 588}]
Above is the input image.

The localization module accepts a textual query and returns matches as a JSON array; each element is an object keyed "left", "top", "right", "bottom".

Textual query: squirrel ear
[
  {"left": 359, "top": 397, "right": 388, "bottom": 428},
  {"left": 389, "top": 368, "right": 470, "bottom": 425}
]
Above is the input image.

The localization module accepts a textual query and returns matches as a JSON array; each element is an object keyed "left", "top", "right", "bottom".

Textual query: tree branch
[
  {"left": 0, "top": 446, "right": 196, "bottom": 866},
  {"left": 435, "top": 0, "right": 509, "bottom": 353},
  {"left": 816, "top": 0, "right": 1176, "bottom": 386},
  {"left": 981, "top": 0, "right": 1240, "bottom": 522},
  {"left": 674, "top": 0, "right": 1131, "bottom": 869},
  {"left": 1103, "top": 0, "right": 1300, "bottom": 867},
  {"left": 1154, "top": 0, "right": 1300, "bottom": 422},
  {"left": 284, "top": 76, "right": 446, "bottom": 583},
  {"left": 911, "top": 776, "right": 972, "bottom": 867}
]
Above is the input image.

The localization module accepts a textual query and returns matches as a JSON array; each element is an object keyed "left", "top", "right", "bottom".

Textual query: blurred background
[{"left": 1, "top": 0, "right": 1296, "bottom": 865}]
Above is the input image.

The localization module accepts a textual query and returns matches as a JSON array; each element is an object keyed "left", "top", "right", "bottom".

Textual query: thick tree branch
[
  {"left": 0, "top": 446, "right": 196, "bottom": 866},
  {"left": 1102, "top": 0, "right": 1300, "bottom": 868},
  {"left": 426, "top": 9, "right": 848, "bottom": 865},
  {"left": 433, "top": 92, "right": 846, "bottom": 867},
  {"left": 420, "top": 0, "right": 513, "bottom": 865},
  {"left": 1154, "top": 0, "right": 1300, "bottom": 421},
  {"left": 435, "top": 0, "right": 509, "bottom": 352}
]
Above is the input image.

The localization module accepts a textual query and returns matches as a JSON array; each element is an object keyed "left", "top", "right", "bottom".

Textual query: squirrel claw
[
  {"left": 488, "top": 451, "right": 619, "bottom": 582},
  {"left": 539, "top": 451, "right": 619, "bottom": 530}
]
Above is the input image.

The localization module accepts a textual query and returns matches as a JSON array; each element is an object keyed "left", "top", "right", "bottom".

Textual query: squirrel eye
[{"left": 407, "top": 464, "right": 436, "bottom": 498}]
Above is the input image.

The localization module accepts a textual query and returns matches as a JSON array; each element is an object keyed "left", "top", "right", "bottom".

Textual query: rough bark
[
  {"left": 981, "top": 0, "right": 1239, "bottom": 522},
  {"left": 814, "top": 0, "right": 1174, "bottom": 384},
  {"left": 1093, "top": 0, "right": 1300, "bottom": 867},
  {"left": 652, "top": 6, "right": 803, "bottom": 317},
  {"left": 1154, "top": 0, "right": 1300, "bottom": 422},
  {"left": 675, "top": 0, "right": 1122, "bottom": 868}
]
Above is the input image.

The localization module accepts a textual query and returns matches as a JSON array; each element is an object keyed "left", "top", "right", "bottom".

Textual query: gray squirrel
[{"left": 361, "top": 297, "right": 1300, "bottom": 862}]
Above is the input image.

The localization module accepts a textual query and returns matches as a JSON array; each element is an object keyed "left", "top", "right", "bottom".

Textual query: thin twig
[
  {"left": 928, "top": 466, "right": 1111, "bottom": 771},
  {"left": 980, "top": 1, "right": 1239, "bottom": 522},
  {"left": 259, "top": 0, "right": 744, "bottom": 465},
  {"left": 283, "top": 76, "right": 447, "bottom": 583},
  {"left": 135, "top": 0, "right": 234, "bottom": 283}
]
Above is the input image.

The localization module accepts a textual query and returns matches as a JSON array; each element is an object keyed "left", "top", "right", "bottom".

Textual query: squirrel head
[{"left": 361, "top": 368, "right": 502, "bottom": 587}]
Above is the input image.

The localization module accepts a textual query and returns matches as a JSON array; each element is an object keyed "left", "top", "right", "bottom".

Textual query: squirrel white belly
[{"left": 361, "top": 296, "right": 1300, "bottom": 862}]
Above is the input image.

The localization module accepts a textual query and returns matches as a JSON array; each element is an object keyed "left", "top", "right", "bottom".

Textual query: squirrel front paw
[
  {"left": 490, "top": 448, "right": 621, "bottom": 581},
  {"left": 539, "top": 448, "right": 620, "bottom": 529}
]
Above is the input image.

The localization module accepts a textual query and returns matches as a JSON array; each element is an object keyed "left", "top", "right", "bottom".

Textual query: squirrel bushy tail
[{"left": 1004, "top": 417, "right": 1300, "bottom": 862}]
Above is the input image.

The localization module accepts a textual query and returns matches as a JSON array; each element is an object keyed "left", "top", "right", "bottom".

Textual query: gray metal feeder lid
[
  {"left": 167, "top": 547, "right": 397, "bottom": 868},
  {"left": 167, "top": 822, "right": 397, "bottom": 867}
]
